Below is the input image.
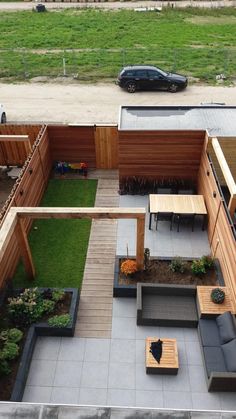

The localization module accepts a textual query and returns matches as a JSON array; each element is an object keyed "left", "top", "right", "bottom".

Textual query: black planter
[
  {"left": 113, "top": 256, "right": 224, "bottom": 298},
  {"left": 10, "top": 287, "right": 79, "bottom": 402}
]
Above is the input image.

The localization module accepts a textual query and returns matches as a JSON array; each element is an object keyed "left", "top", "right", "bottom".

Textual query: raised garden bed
[
  {"left": 113, "top": 256, "right": 224, "bottom": 298},
  {"left": 0, "top": 287, "right": 79, "bottom": 402}
]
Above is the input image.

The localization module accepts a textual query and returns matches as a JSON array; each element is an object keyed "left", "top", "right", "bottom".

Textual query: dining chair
[
  {"left": 174, "top": 213, "right": 195, "bottom": 232},
  {"left": 155, "top": 212, "right": 174, "bottom": 231}
]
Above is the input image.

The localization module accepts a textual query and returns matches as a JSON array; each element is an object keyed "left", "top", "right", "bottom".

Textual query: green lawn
[
  {"left": 13, "top": 179, "right": 97, "bottom": 289},
  {"left": 1, "top": 8, "right": 236, "bottom": 82}
]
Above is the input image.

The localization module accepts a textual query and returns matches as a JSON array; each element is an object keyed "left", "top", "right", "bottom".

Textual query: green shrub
[
  {"left": 211, "top": 287, "right": 225, "bottom": 304},
  {"left": 1, "top": 342, "right": 19, "bottom": 361},
  {"left": 6, "top": 329, "right": 23, "bottom": 343},
  {"left": 169, "top": 257, "right": 186, "bottom": 274},
  {"left": 201, "top": 255, "right": 214, "bottom": 270},
  {"left": 191, "top": 259, "right": 206, "bottom": 276},
  {"left": 52, "top": 289, "right": 65, "bottom": 303},
  {"left": 8, "top": 288, "right": 44, "bottom": 326},
  {"left": 0, "top": 359, "right": 11, "bottom": 376},
  {"left": 48, "top": 314, "right": 71, "bottom": 328},
  {"left": 42, "top": 299, "right": 55, "bottom": 314}
]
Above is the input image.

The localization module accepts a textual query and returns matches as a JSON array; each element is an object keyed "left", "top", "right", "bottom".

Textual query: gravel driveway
[{"left": 0, "top": 82, "right": 235, "bottom": 124}]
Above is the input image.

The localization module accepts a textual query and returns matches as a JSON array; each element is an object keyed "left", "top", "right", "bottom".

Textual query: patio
[{"left": 22, "top": 298, "right": 236, "bottom": 410}]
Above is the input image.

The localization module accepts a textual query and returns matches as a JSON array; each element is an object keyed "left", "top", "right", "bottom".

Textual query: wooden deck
[{"left": 75, "top": 171, "right": 119, "bottom": 338}]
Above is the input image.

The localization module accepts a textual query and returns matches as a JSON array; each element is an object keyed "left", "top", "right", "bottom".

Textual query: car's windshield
[{"left": 156, "top": 68, "right": 168, "bottom": 77}]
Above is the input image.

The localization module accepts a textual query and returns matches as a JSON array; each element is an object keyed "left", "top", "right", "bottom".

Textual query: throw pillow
[
  {"left": 216, "top": 311, "right": 236, "bottom": 344},
  {"left": 222, "top": 339, "right": 236, "bottom": 372}
]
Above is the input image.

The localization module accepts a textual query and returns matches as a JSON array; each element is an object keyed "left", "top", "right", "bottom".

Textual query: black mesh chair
[
  {"left": 155, "top": 212, "right": 174, "bottom": 231},
  {"left": 174, "top": 213, "right": 195, "bottom": 232}
]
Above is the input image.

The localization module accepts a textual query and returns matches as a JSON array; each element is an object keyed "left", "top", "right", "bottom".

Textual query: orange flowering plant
[{"left": 120, "top": 259, "right": 138, "bottom": 276}]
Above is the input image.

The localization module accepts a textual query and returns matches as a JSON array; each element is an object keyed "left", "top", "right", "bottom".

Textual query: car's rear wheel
[
  {"left": 1, "top": 113, "right": 6, "bottom": 124},
  {"left": 126, "top": 81, "right": 137, "bottom": 93},
  {"left": 168, "top": 83, "right": 178, "bottom": 93}
]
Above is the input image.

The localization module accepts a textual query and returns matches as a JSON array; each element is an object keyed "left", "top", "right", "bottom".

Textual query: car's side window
[
  {"left": 135, "top": 70, "right": 148, "bottom": 78},
  {"left": 125, "top": 71, "right": 135, "bottom": 77},
  {"left": 148, "top": 70, "right": 162, "bottom": 79}
]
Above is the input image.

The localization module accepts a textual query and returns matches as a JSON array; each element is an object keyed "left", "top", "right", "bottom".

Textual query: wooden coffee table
[{"left": 145, "top": 337, "right": 179, "bottom": 375}]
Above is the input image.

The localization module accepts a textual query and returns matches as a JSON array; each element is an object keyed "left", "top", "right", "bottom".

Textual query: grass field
[
  {"left": 1, "top": 7, "right": 236, "bottom": 81},
  {"left": 13, "top": 179, "right": 97, "bottom": 289}
]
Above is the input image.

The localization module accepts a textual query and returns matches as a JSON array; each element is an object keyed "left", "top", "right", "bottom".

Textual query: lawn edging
[
  {"left": 10, "top": 287, "right": 79, "bottom": 402},
  {"left": 113, "top": 256, "right": 224, "bottom": 298}
]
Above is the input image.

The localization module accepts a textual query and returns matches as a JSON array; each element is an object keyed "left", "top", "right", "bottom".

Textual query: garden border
[
  {"left": 113, "top": 256, "right": 224, "bottom": 298},
  {"left": 10, "top": 287, "right": 79, "bottom": 402}
]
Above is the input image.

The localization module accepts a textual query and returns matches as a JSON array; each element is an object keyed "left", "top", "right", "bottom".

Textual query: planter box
[
  {"left": 113, "top": 256, "right": 224, "bottom": 298},
  {"left": 10, "top": 287, "right": 79, "bottom": 402}
]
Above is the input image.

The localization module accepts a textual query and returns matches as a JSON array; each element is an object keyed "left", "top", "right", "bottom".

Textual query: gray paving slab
[
  {"left": 163, "top": 391, "right": 193, "bottom": 409},
  {"left": 177, "top": 340, "right": 188, "bottom": 365},
  {"left": 33, "top": 337, "right": 61, "bottom": 360},
  {"left": 58, "top": 337, "right": 85, "bottom": 361},
  {"left": 162, "top": 364, "right": 191, "bottom": 392},
  {"left": 110, "top": 339, "right": 136, "bottom": 363},
  {"left": 185, "top": 340, "right": 203, "bottom": 365},
  {"left": 22, "top": 386, "right": 52, "bottom": 403},
  {"left": 53, "top": 361, "right": 83, "bottom": 387},
  {"left": 50, "top": 387, "right": 79, "bottom": 404},
  {"left": 108, "top": 362, "right": 135, "bottom": 390},
  {"left": 84, "top": 338, "right": 110, "bottom": 362},
  {"left": 136, "top": 325, "right": 160, "bottom": 340},
  {"left": 112, "top": 298, "right": 136, "bottom": 318},
  {"left": 78, "top": 388, "right": 107, "bottom": 405},
  {"left": 191, "top": 392, "right": 221, "bottom": 410},
  {"left": 135, "top": 390, "right": 164, "bottom": 408},
  {"left": 112, "top": 317, "right": 136, "bottom": 339},
  {"left": 188, "top": 365, "right": 208, "bottom": 392},
  {"left": 107, "top": 389, "right": 136, "bottom": 407},
  {"left": 81, "top": 361, "right": 109, "bottom": 388},
  {"left": 135, "top": 363, "right": 163, "bottom": 391},
  {"left": 26, "top": 360, "right": 57, "bottom": 386}
]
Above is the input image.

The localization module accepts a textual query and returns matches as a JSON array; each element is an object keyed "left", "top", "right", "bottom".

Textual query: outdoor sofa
[
  {"left": 198, "top": 311, "right": 236, "bottom": 391},
  {"left": 136, "top": 283, "right": 198, "bottom": 327}
]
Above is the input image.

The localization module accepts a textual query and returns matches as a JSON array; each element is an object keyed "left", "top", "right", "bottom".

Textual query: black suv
[{"left": 117, "top": 65, "right": 188, "bottom": 93}]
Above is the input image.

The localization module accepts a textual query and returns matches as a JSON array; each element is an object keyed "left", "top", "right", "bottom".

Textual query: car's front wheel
[
  {"left": 1, "top": 113, "right": 6, "bottom": 123},
  {"left": 168, "top": 83, "right": 178, "bottom": 93},
  {"left": 126, "top": 81, "right": 137, "bottom": 93}
]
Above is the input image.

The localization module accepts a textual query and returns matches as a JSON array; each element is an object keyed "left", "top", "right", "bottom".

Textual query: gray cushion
[
  {"left": 216, "top": 311, "right": 236, "bottom": 344},
  {"left": 203, "top": 346, "right": 227, "bottom": 377},
  {"left": 222, "top": 339, "right": 236, "bottom": 372},
  {"left": 198, "top": 319, "right": 220, "bottom": 347}
]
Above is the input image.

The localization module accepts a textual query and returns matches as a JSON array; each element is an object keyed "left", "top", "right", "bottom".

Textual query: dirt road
[{"left": 0, "top": 82, "right": 235, "bottom": 124}]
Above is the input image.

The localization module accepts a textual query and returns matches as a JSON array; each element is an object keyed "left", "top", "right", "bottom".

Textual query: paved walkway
[{"left": 75, "top": 171, "right": 119, "bottom": 338}]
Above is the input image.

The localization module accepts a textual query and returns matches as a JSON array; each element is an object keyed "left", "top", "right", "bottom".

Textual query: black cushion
[
  {"left": 222, "top": 339, "right": 236, "bottom": 372},
  {"left": 198, "top": 319, "right": 221, "bottom": 347},
  {"left": 216, "top": 311, "right": 236, "bottom": 344},
  {"left": 203, "top": 346, "right": 227, "bottom": 377}
]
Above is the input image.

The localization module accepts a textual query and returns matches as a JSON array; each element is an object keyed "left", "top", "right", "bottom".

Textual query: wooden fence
[
  {"left": 118, "top": 130, "right": 205, "bottom": 181},
  {"left": 0, "top": 125, "right": 41, "bottom": 166},
  {"left": 198, "top": 143, "right": 236, "bottom": 305},
  {"left": 0, "top": 125, "right": 52, "bottom": 288}
]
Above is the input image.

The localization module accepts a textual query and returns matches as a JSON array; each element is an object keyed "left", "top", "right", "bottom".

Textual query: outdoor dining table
[{"left": 148, "top": 194, "right": 208, "bottom": 230}]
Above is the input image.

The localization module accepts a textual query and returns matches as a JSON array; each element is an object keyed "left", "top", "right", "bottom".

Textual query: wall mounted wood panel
[
  {"left": 198, "top": 150, "right": 236, "bottom": 306},
  {"left": 0, "top": 125, "right": 42, "bottom": 166},
  {"left": 95, "top": 126, "right": 118, "bottom": 169},
  {"left": 118, "top": 130, "right": 205, "bottom": 181},
  {"left": 48, "top": 125, "right": 96, "bottom": 167}
]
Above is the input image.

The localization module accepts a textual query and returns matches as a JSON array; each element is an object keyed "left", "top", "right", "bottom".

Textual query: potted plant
[{"left": 211, "top": 287, "right": 225, "bottom": 304}]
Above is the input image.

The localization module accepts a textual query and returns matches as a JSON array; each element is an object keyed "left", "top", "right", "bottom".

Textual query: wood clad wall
[
  {"left": 198, "top": 150, "right": 236, "bottom": 304},
  {"left": 95, "top": 126, "right": 118, "bottom": 169},
  {"left": 0, "top": 127, "right": 52, "bottom": 289},
  {"left": 0, "top": 125, "right": 41, "bottom": 166},
  {"left": 118, "top": 130, "right": 205, "bottom": 180},
  {"left": 48, "top": 125, "right": 96, "bottom": 167}
]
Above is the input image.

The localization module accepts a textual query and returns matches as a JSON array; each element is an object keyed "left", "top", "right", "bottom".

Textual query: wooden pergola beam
[
  {"left": 211, "top": 137, "right": 236, "bottom": 217},
  {"left": 1, "top": 207, "right": 146, "bottom": 280}
]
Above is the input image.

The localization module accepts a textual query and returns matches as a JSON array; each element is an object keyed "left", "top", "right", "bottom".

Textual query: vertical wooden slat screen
[
  {"left": 198, "top": 150, "right": 236, "bottom": 304},
  {"left": 118, "top": 130, "right": 205, "bottom": 181},
  {"left": 95, "top": 126, "right": 118, "bottom": 169}
]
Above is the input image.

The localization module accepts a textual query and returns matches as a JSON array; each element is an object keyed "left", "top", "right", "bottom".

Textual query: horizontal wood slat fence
[
  {"left": 118, "top": 130, "right": 205, "bottom": 181},
  {"left": 198, "top": 142, "right": 236, "bottom": 310}
]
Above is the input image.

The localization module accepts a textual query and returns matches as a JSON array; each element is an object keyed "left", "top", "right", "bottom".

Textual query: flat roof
[{"left": 119, "top": 105, "right": 236, "bottom": 135}]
